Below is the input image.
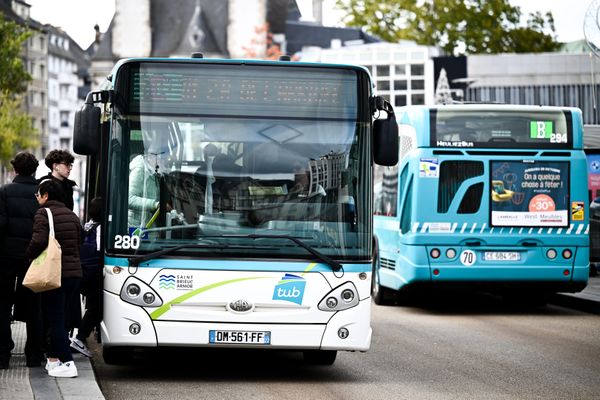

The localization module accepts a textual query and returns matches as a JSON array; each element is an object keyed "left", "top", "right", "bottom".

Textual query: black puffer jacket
[
  {"left": 26, "top": 200, "right": 83, "bottom": 278},
  {"left": 0, "top": 175, "right": 39, "bottom": 259},
  {"left": 38, "top": 173, "right": 77, "bottom": 211}
]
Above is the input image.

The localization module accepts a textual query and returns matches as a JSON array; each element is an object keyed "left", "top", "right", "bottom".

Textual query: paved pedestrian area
[{"left": 0, "top": 322, "right": 104, "bottom": 400}]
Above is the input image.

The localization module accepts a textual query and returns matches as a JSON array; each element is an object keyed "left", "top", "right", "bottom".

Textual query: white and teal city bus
[{"left": 73, "top": 56, "right": 397, "bottom": 365}]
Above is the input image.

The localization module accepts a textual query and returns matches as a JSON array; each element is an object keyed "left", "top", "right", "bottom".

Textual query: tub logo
[
  {"left": 272, "top": 274, "right": 306, "bottom": 305},
  {"left": 159, "top": 275, "right": 175, "bottom": 290}
]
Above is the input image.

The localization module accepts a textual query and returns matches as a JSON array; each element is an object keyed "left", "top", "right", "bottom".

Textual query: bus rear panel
[{"left": 374, "top": 105, "right": 589, "bottom": 297}]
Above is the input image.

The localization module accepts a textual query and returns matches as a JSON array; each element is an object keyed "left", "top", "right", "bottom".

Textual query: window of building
[
  {"left": 394, "top": 80, "right": 407, "bottom": 90},
  {"left": 60, "top": 111, "right": 70, "bottom": 127},
  {"left": 60, "top": 138, "right": 70, "bottom": 149},
  {"left": 411, "top": 93, "right": 425, "bottom": 105},
  {"left": 39, "top": 36, "right": 45, "bottom": 50},
  {"left": 411, "top": 79, "right": 425, "bottom": 90},
  {"left": 376, "top": 65, "right": 390, "bottom": 77},
  {"left": 410, "top": 64, "right": 424, "bottom": 76},
  {"left": 395, "top": 95, "right": 407, "bottom": 107},
  {"left": 60, "top": 84, "right": 69, "bottom": 98},
  {"left": 394, "top": 65, "right": 406, "bottom": 75},
  {"left": 377, "top": 80, "right": 390, "bottom": 91}
]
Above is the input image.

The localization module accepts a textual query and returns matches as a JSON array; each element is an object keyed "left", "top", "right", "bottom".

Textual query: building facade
[
  {"left": 461, "top": 52, "right": 600, "bottom": 125},
  {"left": 10, "top": 0, "right": 49, "bottom": 155},
  {"left": 300, "top": 42, "right": 438, "bottom": 107}
]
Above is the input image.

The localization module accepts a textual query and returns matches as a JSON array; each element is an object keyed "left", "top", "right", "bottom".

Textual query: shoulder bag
[{"left": 23, "top": 208, "right": 62, "bottom": 293}]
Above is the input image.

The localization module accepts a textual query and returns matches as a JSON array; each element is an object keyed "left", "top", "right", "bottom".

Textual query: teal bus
[
  {"left": 73, "top": 56, "right": 397, "bottom": 364},
  {"left": 372, "top": 105, "right": 589, "bottom": 304}
]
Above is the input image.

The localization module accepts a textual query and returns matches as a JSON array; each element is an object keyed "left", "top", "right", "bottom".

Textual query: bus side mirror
[
  {"left": 373, "top": 112, "right": 399, "bottom": 166},
  {"left": 73, "top": 103, "right": 100, "bottom": 155}
]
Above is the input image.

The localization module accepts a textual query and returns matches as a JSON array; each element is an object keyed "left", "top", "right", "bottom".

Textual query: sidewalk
[
  {"left": 0, "top": 322, "right": 104, "bottom": 400},
  {"left": 551, "top": 275, "right": 600, "bottom": 314}
]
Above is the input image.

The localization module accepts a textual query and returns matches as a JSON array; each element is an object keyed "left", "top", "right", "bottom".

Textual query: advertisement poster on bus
[
  {"left": 490, "top": 160, "right": 569, "bottom": 227},
  {"left": 587, "top": 154, "right": 600, "bottom": 201}
]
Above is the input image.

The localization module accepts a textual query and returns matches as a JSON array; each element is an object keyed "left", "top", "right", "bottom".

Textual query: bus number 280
[{"left": 114, "top": 235, "right": 140, "bottom": 249}]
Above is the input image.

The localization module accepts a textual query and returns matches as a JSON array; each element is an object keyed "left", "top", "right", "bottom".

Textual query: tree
[
  {"left": 0, "top": 14, "right": 37, "bottom": 165},
  {"left": 335, "top": 0, "right": 561, "bottom": 55}
]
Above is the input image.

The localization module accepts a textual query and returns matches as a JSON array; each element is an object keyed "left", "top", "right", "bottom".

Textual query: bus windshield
[
  {"left": 432, "top": 108, "right": 572, "bottom": 149},
  {"left": 106, "top": 63, "right": 370, "bottom": 261}
]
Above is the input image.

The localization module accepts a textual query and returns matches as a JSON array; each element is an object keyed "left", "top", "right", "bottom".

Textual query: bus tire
[
  {"left": 103, "top": 347, "right": 133, "bottom": 365},
  {"left": 371, "top": 252, "right": 393, "bottom": 305},
  {"left": 303, "top": 350, "right": 337, "bottom": 365}
]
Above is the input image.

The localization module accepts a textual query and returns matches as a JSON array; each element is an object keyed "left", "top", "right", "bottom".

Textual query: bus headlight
[
  {"left": 126, "top": 284, "right": 141, "bottom": 297},
  {"left": 318, "top": 282, "right": 359, "bottom": 312},
  {"left": 562, "top": 249, "right": 572, "bottom": 259},
  {"left": 120, "top": 277, "right": 163, "bottom": 308},
  {"left": 430, "top": 248, "right": 441, "bottom": 259},
  {"left": 546, "top": 249, "right": 557, "bottom": 259}
]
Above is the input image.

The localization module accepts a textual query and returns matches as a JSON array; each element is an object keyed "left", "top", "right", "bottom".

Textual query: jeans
[{"left": 41, "top": 277, "right": 81, "bottom": 362}]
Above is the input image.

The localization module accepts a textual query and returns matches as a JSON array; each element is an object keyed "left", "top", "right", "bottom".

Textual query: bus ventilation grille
[
  {"left": 437, "top": 161, "right": 484, "bottom": 213},
  {"left": 380, "top": 257, "right": 396, "bottom": 270}
]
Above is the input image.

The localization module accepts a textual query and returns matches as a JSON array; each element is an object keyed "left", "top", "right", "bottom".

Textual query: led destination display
[{"left": 120, "top": 62, "right": 359, "bottom": 119}]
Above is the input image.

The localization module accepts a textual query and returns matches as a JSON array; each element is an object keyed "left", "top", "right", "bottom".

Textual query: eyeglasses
[{"left": 60, "top": 163, "right": 73, "bottom": 169}]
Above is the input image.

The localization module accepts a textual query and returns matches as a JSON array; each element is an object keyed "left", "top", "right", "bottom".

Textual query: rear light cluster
[
  {"left": 429, "top": 248, "right": 457, "bottom": 260},
  {"left": 546, "top": 248, "right": 573, "bottom": 260}
]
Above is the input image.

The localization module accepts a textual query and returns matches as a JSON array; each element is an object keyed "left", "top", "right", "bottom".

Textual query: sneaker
[
  {"left": 45, "top": 359, "right": 60, "bottom": 371},
  {"left": 70, "top": 338, "right": 92, "bottom": 358},
  {"left": 48, "top": 361, "right": 78, "bottom": 378}
]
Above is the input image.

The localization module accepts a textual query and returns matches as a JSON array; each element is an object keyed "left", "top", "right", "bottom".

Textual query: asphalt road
[{"left": 89, "top": 292, "right": 600, "bottom": 400}]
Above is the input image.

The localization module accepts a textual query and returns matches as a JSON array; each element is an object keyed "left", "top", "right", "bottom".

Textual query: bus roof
[{"left": 397, "top": 104, "right": 584, "bottom": 150}]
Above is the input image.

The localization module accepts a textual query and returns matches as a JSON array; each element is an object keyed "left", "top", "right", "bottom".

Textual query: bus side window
[{"left": 400, "top": 174, "right": 413, "bottom": 234}]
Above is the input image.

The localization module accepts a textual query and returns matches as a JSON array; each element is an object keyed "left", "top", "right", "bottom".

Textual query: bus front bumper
[{"left": 101, "top": 291, "right": 372, "bottom": 351}]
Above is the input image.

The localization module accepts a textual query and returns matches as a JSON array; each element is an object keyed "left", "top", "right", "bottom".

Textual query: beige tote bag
[{"left": 23, "top": 208, "right": 62, "bottom": 293}]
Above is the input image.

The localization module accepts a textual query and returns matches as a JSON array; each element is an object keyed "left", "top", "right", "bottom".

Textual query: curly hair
[
  {"left": 44, "top": 149, "right": 75, "bottom": 169},
  {"left": 11, "top": 151, "right": 39, "bottom": 176}
]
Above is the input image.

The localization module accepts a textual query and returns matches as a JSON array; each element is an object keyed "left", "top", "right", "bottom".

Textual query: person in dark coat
[
  {"left": 70, "top": 197, "right": 103, "bottom": 358},
  {"left": 39, "top": 149, "right": 77, "bottom": 211},
  {"left": 0, "top": 151, "right": 44, "bottom": 369},
  {"left": 40, "top": 149, "right": 81, "bottom": 334},
  {"left": 26, "top": 179, "right": 82, "bottom": 378}
]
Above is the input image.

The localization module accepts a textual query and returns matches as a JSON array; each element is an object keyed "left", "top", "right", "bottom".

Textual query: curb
[{"left": 549, "top": 293, "right": 600, "bottom": 315}]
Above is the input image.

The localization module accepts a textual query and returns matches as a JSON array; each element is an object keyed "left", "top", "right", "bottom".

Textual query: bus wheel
[
  {"left": 303, "top": 350, "right": 337, "bottom": 365},
  {"left": 371, "top": 254, "right": 393, "bottom": 305},
  {"left": 103, "top": 347, "right": 133, "bottom": 365}
]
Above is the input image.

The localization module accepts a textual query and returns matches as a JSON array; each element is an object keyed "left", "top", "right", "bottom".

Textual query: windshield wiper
[
  {"left": 128, "top": 234, "right": 342, "bottom": 271},
  {"left": 128, "top": 243, "right": 229, "bottom": 267},
  {"left": 223, "top": 233, "right": 342, "bottom": 271}
]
